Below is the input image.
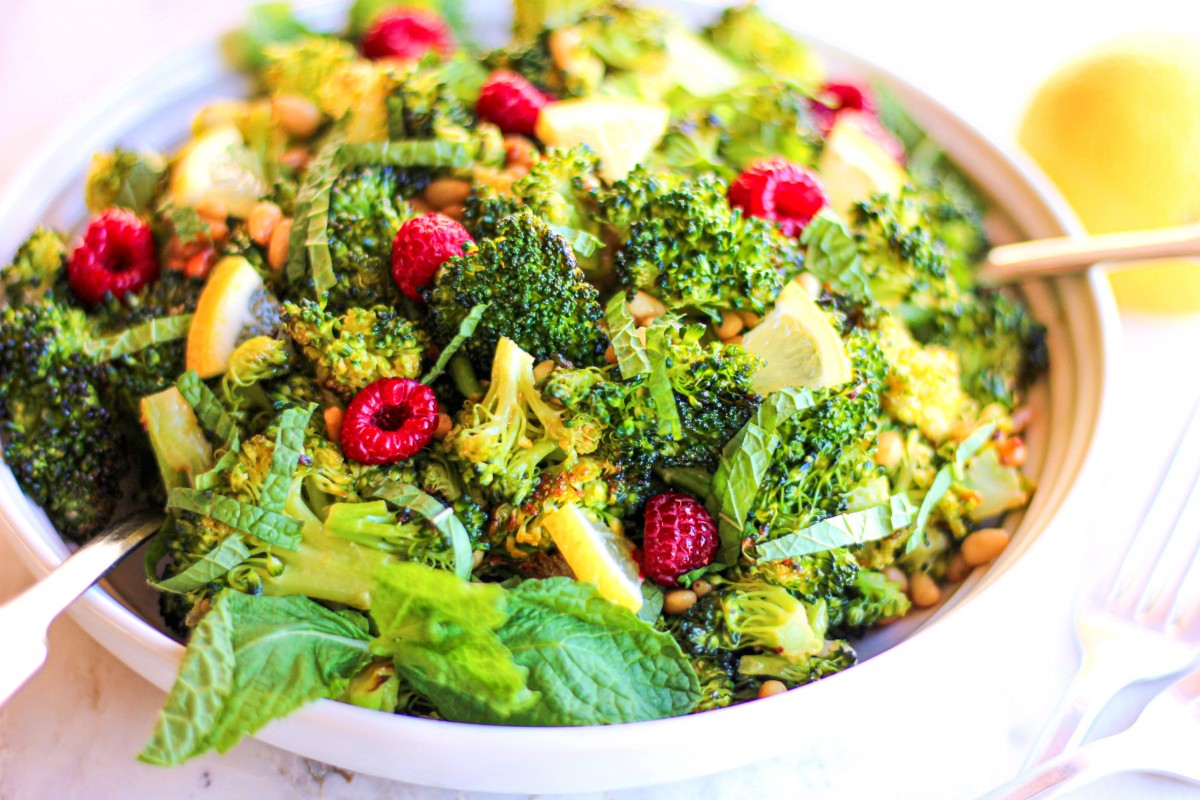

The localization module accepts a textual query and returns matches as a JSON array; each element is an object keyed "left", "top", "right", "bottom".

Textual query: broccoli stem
[{"left": 448, "top": 352, "right": 484, "bottom": 401}]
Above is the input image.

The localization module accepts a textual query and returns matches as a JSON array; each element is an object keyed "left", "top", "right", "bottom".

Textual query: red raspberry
[
  {"left": 341, "top": 377, "right": 440, "bottom": 465},
  {"left": 67, "top": 208, "right": 159, "bottom": 306},
  {"left": 728, "top": 157, "right": 828, "bottom": 237},
  {"left": 641, "top": 492, "right": 719, "bottom": 587},
  {"left": 809, "top": 80, "right": 877, "bottom": 136},
  {"left": 391, "top": 213, "right": 474, "bottom": 301},
  {"left": 361, "top": 8, "right": 454, "bottom": 62},
  {"left": 476, "top": 71, "right": 551, "bottom": 137}
]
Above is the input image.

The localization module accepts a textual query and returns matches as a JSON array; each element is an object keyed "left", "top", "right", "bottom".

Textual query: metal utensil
[
  {"left": 0, "top": 510, "right": 163, "bottom": 707},
  {"left": 1021, "top": 399, "right": 1200, "bottom": 768},
  {"left": 978, "top": 222, "right": 1200, "bottom": 285},
  {"left": 980, "top": 666, "right": 1200, "bottom": 799}
]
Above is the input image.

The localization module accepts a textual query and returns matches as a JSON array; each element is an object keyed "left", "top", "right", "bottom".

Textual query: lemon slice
[
  {"left": 535, "top": 97, "right": 669, "bottom": 182},
  {"left": 186, "top": 255, "right": 269, "bottom": 379},
  {"left": 816, "top": 115, "right": 908, "bottom": 216},
  {"left": 542, "top": 504, "right": 643, "bottom": 612},
  {"left": 170, "top": 124, "right": 267, "bottom": 218},
  {"left": 741, "top": 280, "right": 853, "bottom": 394}
]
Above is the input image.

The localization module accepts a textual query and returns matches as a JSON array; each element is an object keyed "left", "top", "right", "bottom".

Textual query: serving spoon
[
  {"left": 979, "top": 221, "right": 1200, "bottom": 285},
  {"left": 0, "top": 510, "right": 163, "bottom": 708}
]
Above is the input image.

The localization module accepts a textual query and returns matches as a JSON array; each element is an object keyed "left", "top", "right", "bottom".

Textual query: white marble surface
[{"left": 4, "top": 1, "right": 1200, "bottom": 798}]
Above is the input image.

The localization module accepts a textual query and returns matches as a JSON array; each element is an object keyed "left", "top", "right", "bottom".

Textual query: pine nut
[
  {"left": 472, "top": 550, "right": 485, "bottom": 569},
  {"left": 691, "top": 579, "right": 713, "bottom": 598},
  {"left": 663, "top": 589, "right": 698, "bottom": 615},
  {"left": 194, "top": 197, "right": 228, "bottom": 221},
  {"left": 998, "top": 437, "right": 1027, "bottom": 467},
  {"left": 248, "top": 201, "right": 283, "bottom": 246},
  {"left": 724, "top": 335, "right": 743, "bottom": 346},
  {"left": 280, "top": 147, "right": 310, "bottom": 171},
  {"left": 324, "top": 406, "right": 344, "bottom": 441},
  {"left": 715, "top": 310, "right": 744, "bottom": 341},
  {"left": 737, "top": 310, "right": 762, "bottom": 329},
  {"left": 441, "top": 203, "right": 466, "bottom": 221},
  {"left": 271, "top": 93, "right": 321, "bottom": 138},
  {"left": 874, "top": 430, "right": 904, "bottom": 469},
  {"left": 883, "top": 565, "right": 908, "bottom": 592},
  {"left": 268, "top": 218, "right": 293, "bottom": 271},
  {"left": 908, "top": 572, "right": 941, "bottom": 608},
  {"left": 604, "top": 344, "right": 617, "bottom": 364},
  {"left": 797, "top": 271, "right": 822, "bottom": 297},
  {"left": 433, "top": 412, "right": 454, "bottom": 441},
  {"left": 758, "top": 680, "right": 788, "bottom": 699},
  {"left": 961, "top": 528, "right": 1010, "bottom": 566},
  {"left": 628, "top": 290, "right": 666, "bottom": 325},
  {"left": 944, "top": 554, "right": 971, "bottom": 583},
  {"left": 423, "top": 178, "right": 472, "bottom": 210},
  {"left": 533, "top": 360, "right": 555, "bottom": 383}
]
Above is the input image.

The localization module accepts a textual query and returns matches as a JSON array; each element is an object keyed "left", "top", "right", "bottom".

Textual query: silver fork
[
  {"left": 982, "top": 666, "right": 1200, "bottom": 798},
  {"left": 1022, "top": 398, "right": 1200, "bottom": 769}
]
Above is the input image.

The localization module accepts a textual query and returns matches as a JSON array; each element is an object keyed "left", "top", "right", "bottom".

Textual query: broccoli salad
[{"left": 0, "top": 0, "right": 1048, "bottom": 764}]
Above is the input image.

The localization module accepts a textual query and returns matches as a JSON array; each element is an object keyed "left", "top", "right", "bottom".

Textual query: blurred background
[{"left": 3, "top": 1, "right": 1200, "bottom": 798}]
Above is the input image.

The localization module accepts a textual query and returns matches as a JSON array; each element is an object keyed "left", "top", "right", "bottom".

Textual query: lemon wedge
[
  {"left": 170, "top": 124, "right": 267, "bottom": 218},
  {"left": 741, "top": 280, "right": 852, "bottom": 394},
  {"left": 816, "top": 115, "right": 908, "bottom": 216},
  {"left": 535, "top": 97, "right": 669, "bottom": 182},
  {"left": 186, "top": 255, "right": 268, "bottom": 379},
  {"left": 542, "top": 504, "right": 643, "bottom": 612}
]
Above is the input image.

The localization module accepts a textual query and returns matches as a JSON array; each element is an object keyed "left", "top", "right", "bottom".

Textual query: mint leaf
[
  {"left": 956, "top": 421, "right": 998, "bottom": 465},
  {"left": 286, "top": 137, "right": 343, "bottom": 287},
  {"left": 421, "top": 303, "right": 488, "bottom": 386},
  {"left": 373, "top": 483, "right": 473, "bottom": 579},
  {"left": 604, "top": 291, "right": 651, "bottom": 379},
  {"left": 334, "top": 140, "right": 474, "bottom": 170},
  {"left": 259, "top": 404, "right": 315, "bottom": 513},
  {"left": 711, "top": 387, "right": 814, "bottom": 563},
  {"left": 84, "top": 313, "right": 193, "bottom": 360},
  {"left": 645, "top": 320, "right": 682, "bottom": 439},
  {"left": 370, "top": 562, "right": 535, "bottom": 722},
  {"left": 152, "top": 534, "right": 252, "bottom": 594},
  {"left": 497, "top": 578, "right": 700, "bottom": 725},
  {"left": 906, "top": 421, "right": 997, "bottom": 554},
  {"left": 801, "top": 211, "right": 870, "bottom": 302},
  {"left": 168, "top": 488, "right": 302, "bottom": 551},
  {"left": 176, "top": 371, "right": 239, "bottom": 444},
  {"left": 757, "top": 495, "right": 917, "bottom": 561},
  {"left": 139, "top": 591, "right": 371, "bottom": 765}
]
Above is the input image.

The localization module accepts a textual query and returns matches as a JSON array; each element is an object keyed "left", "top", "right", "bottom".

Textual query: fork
[
  {"left": 1021, "top": 397, "right": 1200, "bottom": 769},
  {"left": 981, "top": 666, "right": 1200, "bottom": 798}
]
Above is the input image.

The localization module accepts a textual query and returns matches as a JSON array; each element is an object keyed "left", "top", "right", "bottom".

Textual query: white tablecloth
[{"left": 3, "top": 2, "right": 1200, "bottom": 797}]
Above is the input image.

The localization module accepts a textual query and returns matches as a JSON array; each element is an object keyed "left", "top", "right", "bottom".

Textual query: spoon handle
[
  {"left": 0, "top": 510, "right": 162, "bottom": 707},
  {"left": 978, "top": 223, "right": 1200, "bottom": 285}
]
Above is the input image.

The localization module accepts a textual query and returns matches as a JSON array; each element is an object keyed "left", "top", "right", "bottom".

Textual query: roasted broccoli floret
[
  {"left": 0, "top": 302, "right": 126, "bottom": 541},
  {"left": 221, "top": 335, "right": 294, "bottom": 428},
  {"left": 702, "top": 4, "right": 823, "bottom": 89},
  {"left": 324, "top": 165, "right": 426, "bottom": 311},
  {"left": 878, "top": 314, "right": 973, "bottom": 443},
  {"left": 828, "top": 568, "right": 912, "bottom": 635},
  {"left": 428, "top": 208, "right": 607, "bottom": 370},
  {"left": 281, "top": 299, "right": 427, "bottom": 398},
  {"left": 739, "top": 548, "right": 861, "bottom": 604},
  {"left": 83, "top": 148, "right": 165, "bottom": 214},
  {"left": 599, "top": 169, "right": 796, "bottom": 321},
  {"left": 2, "top": 227, "right": 69, "bottom": 307}
]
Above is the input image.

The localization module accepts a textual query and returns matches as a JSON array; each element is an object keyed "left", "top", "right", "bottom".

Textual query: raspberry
[
  {"left": 340, "top": 377, "right": 440, "bottom": 465},
  {"left": 641, "top": 492, "right": 719, "bottom": 586},
  {"left": 476, "top": 71, "right": 551, "bottom": 137},
  {"left": 67, "top": 208, "right": 159, "bottom": 306},
  {"left": 728, "top": 157, "right": 828, "bottom": 237},
  {"left": 361, "top": 8, "right": 454, "bottom": 62},
  {"left": 809, "top": 80, "right": 877, "bottom": 136},
  {"left": 391, "top": 213, "right": 474, "bottom": 301}
]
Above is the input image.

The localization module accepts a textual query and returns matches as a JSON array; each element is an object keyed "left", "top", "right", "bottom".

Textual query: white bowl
[{"left": 0, "top": 1, "right": 1117, "bottom": 793}]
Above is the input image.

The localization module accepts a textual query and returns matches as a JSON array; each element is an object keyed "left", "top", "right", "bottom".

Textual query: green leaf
[
  {"left": 194, "top": 444, "right": 241, "bottom": 491},
  {"left": 139, "top": 591, "right": 371, "bottom": 765},
  {"left": 259, "top": 404, "right": 315, "bottom": 513},
  {"left": 223, "top": 2, "right": 312, "bottom": 69},
  {"left": 84, "top": 313, "right": 193, "bottom": 361},
  {"left": 160, "top": 202, "right": 211, "bottom": 247},
  {"left": 956, "top": 421, "right": 998, "bottom": 465},
  {"left": 176, "top": 371, "right": 239, "bottom": 444},
  {"left": 369, "top": 562, "right": 535, "bottom": 722},
  {"left": 757, "top": 495, "right": 917, "bottom": 561},
  {"left": 800, "top": 210, "right": 870, "bottom": 302},
  {"left": 334, "top": 140, "right": 474, "bottom": 170},
  {"left": 644, "top": 321, "right": 681, "bottom": 439},
  {"left": 168, "top": 488, "right": 303, "bottom": 551},
  {"left": 152, "top": 534, "right": 253, "bottom": 594},
  {"left": 905, "top": 421, "right": 996, "bottom": 554},
  {"left": 497, "top": 578, "right": 700, "bottom": 725},
  {"left": 373, "top": 483, "right": 473, "bottom": 579},
  {"left": 710, "top": 387, "right": 815, "bottom": 563},
  {"left": 638, "top": 581, "right": 664, "bottom": 622},
  {"left": 421, "top": 303, "right": 488, "bottom": 385},
  {"left": 286, "top": 137, "right": 343, "bottom": 287},
  {"left": 605, "top": 291, "right": 651, "bottom": 379}
]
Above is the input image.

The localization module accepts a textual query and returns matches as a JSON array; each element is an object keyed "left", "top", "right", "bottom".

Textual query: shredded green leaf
[
  {"left": 801, "top": 210, "right": 870, "bottom": 302},
  {"left": 605, "top": 291, "right": 651, "bottom": 379},
  {"left": 644, "top": 320, "right": 682, "bottom": 439},
  {"left": 758, "top": 495, "right": 917, "bottom": 561},
  {"left": 374, "top": 483, "right": 473, "bottom": 579},
  {"left": 259, "top": 404, "right": 315, "bottom": 513},
  {"left": 84, "top": 314, "right": 193, "bottom": 360},
  {"left": 906, "top": 421, "right": 997, "bottom": 553},
  {"left": 152, "top": 534, "right": 253, "bottom": 594},
  {"left": 176, "top": 371, "right": 239, "bottom": 445},
  {"left": 334, "top": 140, "right": 474, "bottom": 170},
  {"left": 421, "top": 303, "right": 488, "bottom": 385},
  {"left": 168, "top": 488, "right": 303, "bottom": 552},
  {"left": 286, "top": 138, "right": 343, "bottom": 287}
]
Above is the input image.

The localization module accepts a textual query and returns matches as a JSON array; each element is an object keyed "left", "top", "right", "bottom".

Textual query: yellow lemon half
[
  {"left": 1018, "top": 35, "right": 1200, "bottom": 312},
  {"left": 536, "top": 97, "right": 669, "bottom": 182},
  {"left": 740, "top": 280, "right": 852, "bottom": 395},
  {"left": 170, "top": 124, "right": 267, "bottom": 219},
  {"left": 186, "top": 255, "right": 267, "bottom": 379},
  {"left": 542, "top": 504, "right": 643, "bottom": 612},
  {"left": 816, "top": 115, "right": 908, "bottom": 216}
]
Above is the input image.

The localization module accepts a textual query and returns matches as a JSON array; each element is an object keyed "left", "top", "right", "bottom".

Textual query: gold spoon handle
[{"left": 978, "top": 223, "right": 1200, "bottom": 285}]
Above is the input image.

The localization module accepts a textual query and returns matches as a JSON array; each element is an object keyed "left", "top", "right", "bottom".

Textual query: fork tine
[
  {"left": 1105, "top": 396, "right": 1200, "bottom": 610},
  {"left": 1164, "top": 536, "right": 1200, "bottom": 634},
  {"left": 1136, "top": 466, "right": 1200, "bottom": 623}
]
